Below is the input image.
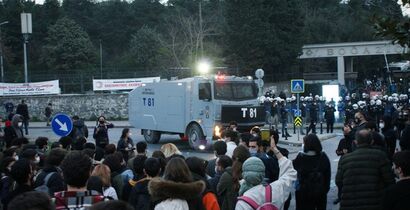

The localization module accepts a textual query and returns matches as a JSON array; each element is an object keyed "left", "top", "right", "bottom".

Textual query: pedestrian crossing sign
[{"left": 291, "top": 79, "right": 304, "bottom": 93}]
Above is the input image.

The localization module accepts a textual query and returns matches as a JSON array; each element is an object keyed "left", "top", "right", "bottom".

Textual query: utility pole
[
  {"left": 21, "top": 13, "right": 32, "bottom": 83},
  {"left": 0, "top": 21, "right": 9, "bottom": 82},
  {"left": 199, "top": 1, "right": 203, "bottom": 57},
  {"left": 99, "top": 39, "right": 102, "bottom": 79}
]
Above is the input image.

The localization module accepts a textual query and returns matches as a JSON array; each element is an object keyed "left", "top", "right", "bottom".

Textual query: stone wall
[
  {"left": 0, "top": 94, "right": 128, "bottom": 121},
  {"left": 0, "top": 81, "right": 291, "bottom": 121}
]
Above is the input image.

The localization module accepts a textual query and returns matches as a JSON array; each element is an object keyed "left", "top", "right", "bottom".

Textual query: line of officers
[{"left": 260, "top": 91, "right": 410, "bottom": 136}]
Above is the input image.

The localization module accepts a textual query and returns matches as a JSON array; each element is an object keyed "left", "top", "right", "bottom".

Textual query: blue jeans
[{"left": 22, "top": 119, "right": 29, "bottom": 135}]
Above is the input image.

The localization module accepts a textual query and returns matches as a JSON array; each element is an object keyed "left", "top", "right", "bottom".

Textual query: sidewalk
[{"left": 29, "top": 121, "right": 132, "bottom": 129}]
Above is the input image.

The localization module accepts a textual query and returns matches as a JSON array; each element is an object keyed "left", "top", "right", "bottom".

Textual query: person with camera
[
  {"left": 93, "top": 116, "right": 114, "bottom": 149},
  {"left": 117, "top": 128, "right": 135, "bottom": 162}
]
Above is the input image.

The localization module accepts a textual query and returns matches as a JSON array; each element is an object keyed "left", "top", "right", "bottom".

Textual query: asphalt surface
[{"left": 24, "top": 125, "right": 343, "bottom": 209}]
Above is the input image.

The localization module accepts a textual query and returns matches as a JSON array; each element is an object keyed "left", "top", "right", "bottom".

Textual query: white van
[{"left": 384, "top": 61, "right": 410, "bottom": 72}]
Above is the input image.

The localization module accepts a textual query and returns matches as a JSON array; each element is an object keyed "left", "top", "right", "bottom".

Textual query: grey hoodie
[{"left": 11, "top": 114, "right": 23, "bottom": 138}]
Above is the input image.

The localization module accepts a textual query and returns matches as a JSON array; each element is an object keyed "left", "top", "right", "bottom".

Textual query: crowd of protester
[{"left": 0, "top": 94, "right": 408, "bottom": 210}]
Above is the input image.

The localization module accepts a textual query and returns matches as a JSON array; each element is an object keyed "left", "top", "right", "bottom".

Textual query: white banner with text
[
  {"left": 0, "top": 80, "right": 60, "bottom": 96},
  {"left": 93, "top": 77, "right": 160, "bottom": 91}
]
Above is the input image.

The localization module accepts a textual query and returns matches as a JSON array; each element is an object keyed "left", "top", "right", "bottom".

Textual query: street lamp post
[
  {"left": 99, "top": 39, "right": 102, "bottom": 79},
  {"left": 21, "top": 13, "right": 32, "bottom": 83},
  {"left": 0, "top": 21, "right": 9, "bottom": 83}
]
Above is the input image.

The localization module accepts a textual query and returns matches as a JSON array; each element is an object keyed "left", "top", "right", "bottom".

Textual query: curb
[{"left": 28, "top": 125, "right": 133, "bottom": 129}]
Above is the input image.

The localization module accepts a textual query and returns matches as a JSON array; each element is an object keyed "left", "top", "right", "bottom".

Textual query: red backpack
[{"left": 237, "top": 184, "right": 279, "bottom": 210}]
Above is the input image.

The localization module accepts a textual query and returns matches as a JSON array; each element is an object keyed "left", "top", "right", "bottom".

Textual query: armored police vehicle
[{"left": 128, "top": 74, "right": 265, "bottom": 150}]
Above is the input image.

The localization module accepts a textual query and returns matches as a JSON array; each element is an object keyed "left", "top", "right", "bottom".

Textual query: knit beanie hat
[{"left": 239, "top": 157, "right": 265, "bottom": 195}]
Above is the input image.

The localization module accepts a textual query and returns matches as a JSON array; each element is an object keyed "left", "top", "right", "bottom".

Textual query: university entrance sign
[
  {"left": 299, "top": 40, "right": 407, "bottom": 59},
  {"left": 298, "top": 40, "right": 408, "bottom": 86}
]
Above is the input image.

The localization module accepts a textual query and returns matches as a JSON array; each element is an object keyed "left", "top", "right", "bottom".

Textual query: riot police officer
[
  {"left": 324, "top": 102, "right": 336, "bottom": 133},
  {"left": 280, "top": 100, "right": 291, "bottom": 138},
  {"left": 307, "top": 100, "right": 318, "bottom": 134}
]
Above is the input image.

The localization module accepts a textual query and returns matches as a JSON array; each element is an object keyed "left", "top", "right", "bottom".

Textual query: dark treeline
[{"left": 0, "top": 0, "right": 403, "bottom": 92}]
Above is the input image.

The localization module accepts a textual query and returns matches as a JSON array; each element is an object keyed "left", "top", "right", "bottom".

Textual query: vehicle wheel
[
  {"left": 187, "top": 124, "right": 205, "bottom": 150},
  {"left": 142, "top": 129, "right": 161, "bottom": 144}
]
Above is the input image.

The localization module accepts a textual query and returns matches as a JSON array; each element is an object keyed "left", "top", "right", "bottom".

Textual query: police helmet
[{"left": 352, "top": 104, "right": 359, "bottom": 110}]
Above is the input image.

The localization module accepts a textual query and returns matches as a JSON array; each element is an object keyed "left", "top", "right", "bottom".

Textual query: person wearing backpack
[
  {"left": 128, "top": 157, "right": 161, "bottom": 210},
  {"left": 235, "top": 135, "right": 297, "bottom": 210},
  {"left": 292, "top": 134, "right": 331, "bottom": 210},
  {"left": 186, "top": 156, "right": 220, "bottom": 210},
  {"left": 33, "top": 148, "right": 67, "bottom": 196},
  {"left": 103, "top": 152, "right": 133, "bottom": 200},
  {"left": 2, "top": 158, "right": 34, "bottom": 210},
  {"left": 218, "top": 145, "right": 250, "bottom": 210},
  {"left": 69, "top": 115, "right": 89, "bottom": 150}
]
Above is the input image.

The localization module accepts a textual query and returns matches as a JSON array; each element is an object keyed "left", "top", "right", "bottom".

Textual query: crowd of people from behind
[
  {"left": 0, "top": 110, "right": 407, "bottom": 210},
  {"left": 0, "top": 88, "right": 409, "bottom": 210}
]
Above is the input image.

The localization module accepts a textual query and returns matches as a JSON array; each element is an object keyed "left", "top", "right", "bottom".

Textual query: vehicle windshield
[
  {"left": 214, "top": 81, "right": 257, "bottom": 101},
  {"left": 383, "top": 66, "right": 404, "bottom": 72}
]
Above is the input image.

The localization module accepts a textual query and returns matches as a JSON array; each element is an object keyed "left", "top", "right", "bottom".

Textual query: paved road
[{"left": 25, "top": 127, "right": 342, "bottom": 209}]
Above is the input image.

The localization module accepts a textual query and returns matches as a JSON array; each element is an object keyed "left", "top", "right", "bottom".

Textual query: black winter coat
[
  {"left": 93, "top": 123, "right": 114, "bottom": 147},
  {"left": 309, "top": 104, "right": 318, "bottom": 122},
  {"left": 381, "top": 127, "right": 396, "bottom": 160},
  {"left": 293, "top": 152, "right": 331, "bottom": 208},
  {"left": 256, "top": 152, "right": 279, "bottom": 183},
  {"left": 1, "top": 184, "right": 32, "bottom": 210},
  {"left": 383, "top": 179, "right": 410, "bottom": 210},
  {"left": 16, "top": 104, "right": 29, "bottom": 120},
  {"left": 280, "top": 106, "right": 288, "bottom": 122},
  {"left": 336, "top": 145, "right": 395, "bottom": 210},
  {"left": 336, "top": 135, "right": 353, "bottom": 156},
  {"left": 399, "top": 123, "right": 410, "bottom": 151},
  {"left": 129, "top": 178, "right": 152, "bottom": 210},
  {"left": 324, "top": 106, "right": 336, "bottom": 122}
]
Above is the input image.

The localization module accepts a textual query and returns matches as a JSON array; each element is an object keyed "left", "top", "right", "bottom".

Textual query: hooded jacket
[
  {"left": 217, "top": 167, "right": 236, "bottom": 210},
  {"left": 236, "top": 157, "right": 297, "bottom": 210},
  {"left": 149, "top": 178, "right": 205, "bottom": 210},
  {"left": 239, "top": 157, "right": 265, "bottom": 196},
  {"left": 4, "top": 114, "right": 23, "bottom": 147},
  {"left": 69, "top": 120, "right": 89, "bottom": 139},
  {"left": 128, "top": 178, "right": 151, "bottom": 210},
  {"left": 191, "top": 172, "right": 220, "bottom": 210}
]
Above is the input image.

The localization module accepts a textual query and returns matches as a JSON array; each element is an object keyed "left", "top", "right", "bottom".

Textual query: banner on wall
[
  {"left": 93, "top": 77, "right": 160, "bottom": 91},
  {"left": 0, "top": 80, "right": 60, "bottom": 96}
]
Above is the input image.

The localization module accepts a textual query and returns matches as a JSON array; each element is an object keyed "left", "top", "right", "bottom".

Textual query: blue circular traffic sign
[{"left": 51, "top": 113, "right": 73, "bottom": 137}]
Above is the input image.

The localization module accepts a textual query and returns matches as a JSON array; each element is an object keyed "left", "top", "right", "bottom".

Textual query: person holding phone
[
  {"left": 117, "top": 128, "right": 135, "bottom": 162},
  {"left": 93, "top": 116, "right": 114, "bottom": 149}
]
